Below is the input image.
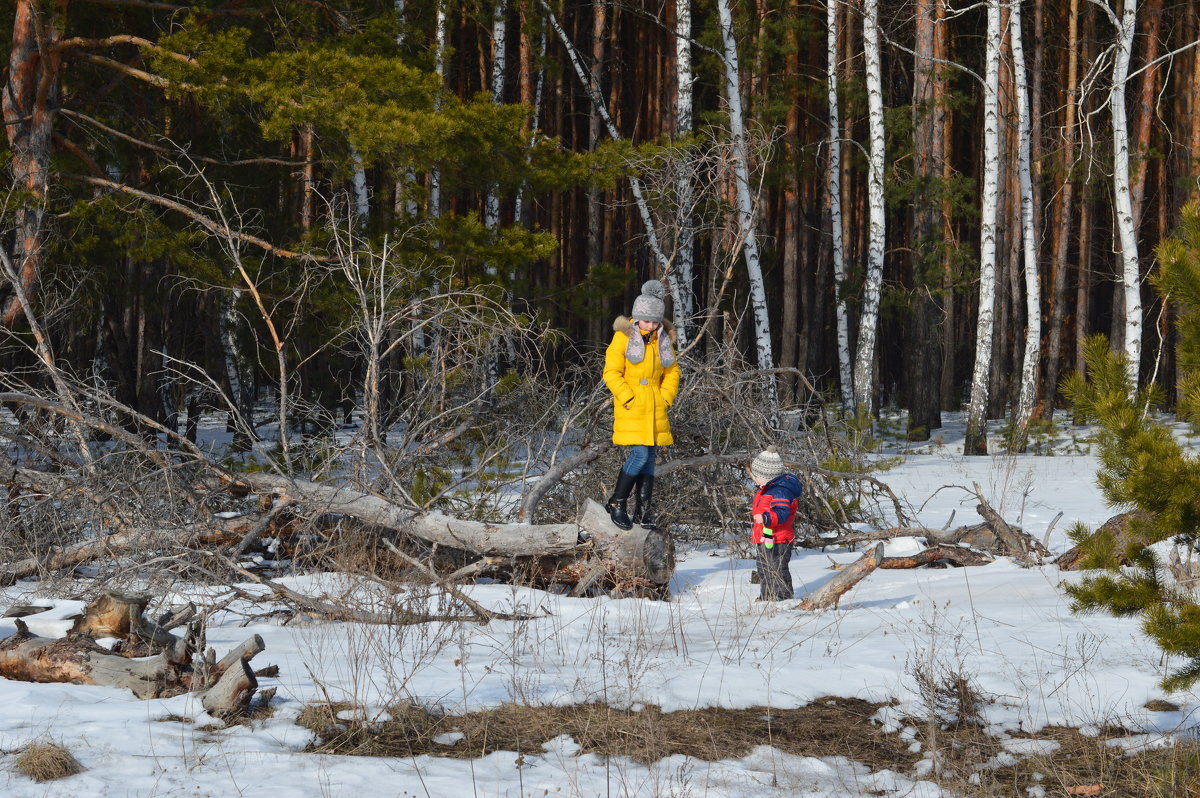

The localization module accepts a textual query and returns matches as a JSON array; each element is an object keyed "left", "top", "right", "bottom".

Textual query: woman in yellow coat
[{"left": 602, "top": 280, "right": 680, "bottom": 530}]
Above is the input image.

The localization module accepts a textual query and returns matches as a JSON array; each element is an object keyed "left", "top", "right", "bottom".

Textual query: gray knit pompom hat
[
  {"left": 750, "top": 446, "right": 785, "bottom": 482},
  {"left": 630, "top": 279, "right": 666, "bottom": 323}
]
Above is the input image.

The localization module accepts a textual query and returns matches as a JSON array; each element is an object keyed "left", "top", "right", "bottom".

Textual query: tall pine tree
[{"left": 1064, "top": 202, "right": 1200, "bottom": 690}]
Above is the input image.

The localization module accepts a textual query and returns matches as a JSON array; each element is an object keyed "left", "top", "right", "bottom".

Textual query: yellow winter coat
[{"left": 603, "top": 316, "right": 680, "bottom": 446}]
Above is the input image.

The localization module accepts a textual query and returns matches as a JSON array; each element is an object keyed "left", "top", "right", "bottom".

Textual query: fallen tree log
[
  {"left": 240, "top": 474, "right": 674, "bottom": 595},
  {"left": 0, "top": 472, "right": 673, "bottom": 596},
  {"left": 878, "top": 546, "right": 994, "bottom": 569},
  {"left": 807, "top": 490, "right": 1050, "bottom": 569},
  {"left": 0, "top": 597, "right": 265, "bottom": 711},
  {"left": 1054, "top": 510, "right": 1151, "bottom": 571},
  {"left": 798, "top": 543, "right": 884, "bottom": 611}
]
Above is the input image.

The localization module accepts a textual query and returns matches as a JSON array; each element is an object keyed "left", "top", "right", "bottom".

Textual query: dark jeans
[
  {"left": 621, "top": 445, "right": 657, "bottom": 477},
  {"left": 756, "top": 541, "right": 794, "bottom": 601}
]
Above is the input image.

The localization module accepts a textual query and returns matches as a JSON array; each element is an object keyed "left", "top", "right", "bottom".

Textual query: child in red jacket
[{"left": 748, "top": 446, "right": 803, "bottom": 601}]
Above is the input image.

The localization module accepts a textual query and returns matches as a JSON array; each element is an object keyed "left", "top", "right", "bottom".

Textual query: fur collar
[{"left": 613, "top": 316, "right": 677, "bottom": 343}]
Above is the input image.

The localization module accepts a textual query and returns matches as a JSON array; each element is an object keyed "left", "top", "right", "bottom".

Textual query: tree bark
[
  {"left": 716, "top": 0, "right": 774, "bottom": 394},
  {"left": 905, "top": 0, "right": 944, "bottom": 439},
  {"left": 964, "top": 0, "right": 1003, "bottom": 455},
  {"left": 827, "top": 0, "right": 853, "bottom": 409},
  {"left": 798, "top": 543, "right": 883, "bottom": 611},
  {"left": 1044, "top": 0, "right": 1081, "bottom": 415},
  {"left": 1010, "top": 0, "right": 1041, "bottom": 451},
  {"left": 853, "top": 0, "right": 887, "bottom": 416},
  {"left": 1109, "top": 0, "right": 1141, "bottom": 388},
  {"left": 2, "top": 0, "right": 68, "bottom": 325}
]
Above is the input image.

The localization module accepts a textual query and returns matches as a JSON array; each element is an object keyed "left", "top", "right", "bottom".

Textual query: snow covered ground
[{"left": 0, "top": 415, "right": 1194, "bottom": 796}]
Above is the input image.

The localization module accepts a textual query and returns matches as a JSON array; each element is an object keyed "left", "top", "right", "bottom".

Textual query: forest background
[{"left": 3, "top": 0, "right": 1197, "bottom": 456}]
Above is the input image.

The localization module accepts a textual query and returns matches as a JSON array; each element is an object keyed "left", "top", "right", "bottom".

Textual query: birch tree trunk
[
  {"left": 716, "top": 0, "right": 774, "bottom": 394},
  {"left": 827, "top": 0, "right": 853, "bottom": 409},
  {"left": 852, "top": 0, "right": 886, "bottom": 416},
  {"left": 1109, "top": 0, "right": 1141, "bottom": 389},
  {"left": 429, "top": 0, "right": 448, "bottom": 219},
  {"left": 673, "top": 0, "right": 695, "bottom": 335},
  {"left": 351, "top": 146, "right": 369, "bottom": 220},
  {"left": 483, "top": 0, "right": 507, "bottom": 237},
  {"left": 964, "top": 0, "right": 1003, "bottom": 455},
  {"left": 394, "top": 0, "right": 420, "bottom": 218},
  {"left": 1010, "top": 0, "right": 1041, "bottom": 451}
]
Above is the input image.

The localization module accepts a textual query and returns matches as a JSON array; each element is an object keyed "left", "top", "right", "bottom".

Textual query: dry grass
[
  {"left": 11, "top": 741, "right": 83, "bottom": 782},
  {"left": 299, "top": 697, "right": 916, "bottom": 771},
  {"left": 298, "top": 698, "right": 1200, "bottom": 796},
  {"left": 966, "top": 725, "right": 1200, "bottom": 797}
]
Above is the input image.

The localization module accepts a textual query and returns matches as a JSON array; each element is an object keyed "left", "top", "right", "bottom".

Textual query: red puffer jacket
[{"left": 751, "top": 473, "right": 803, "bottom": 544}]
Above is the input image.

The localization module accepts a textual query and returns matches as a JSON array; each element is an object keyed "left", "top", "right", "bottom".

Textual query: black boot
[
  {"left": 604, "top": 470, "right": 638, "bottom": 530},
  {"left": 636, "top": 474, "right": 657, "bottom": 529},
  {"left": 630, "top": 474, "right": 644, "bottom": 526}
]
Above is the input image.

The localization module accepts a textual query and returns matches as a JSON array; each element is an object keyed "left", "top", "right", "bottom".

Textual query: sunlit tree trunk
[
  {"left": 852, "top": 0, "right": 885, "bottom": 416},
  {"left": 1010, "top": 0, "right": 1040, "bottom": 452},
  {"left": 716, "top": 0, "right": 774, "bottom": 391},
  {"left": 964, "top": 0, "right": 1002, "bottom": 455},
  {"left": 2, "top": 0, "right": 67, "bottom": 325},
  {"left": 827, "top": 0, "right": 853, "bottom": 409},
  {"left": 1108, "top": 0, "right": 1141, "bottom": 388}
]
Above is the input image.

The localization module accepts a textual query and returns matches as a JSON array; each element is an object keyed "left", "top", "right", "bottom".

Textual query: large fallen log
[{"left": 241, "top": 474, "right": 674, "bottom": 595}]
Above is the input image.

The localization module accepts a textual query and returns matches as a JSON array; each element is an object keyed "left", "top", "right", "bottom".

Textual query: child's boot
[
  {"left": 636, "top": 475, "right": 656, "bottom": 529},
  {"left": 604, "top": 471, "right": 637, "bottom": 530}
]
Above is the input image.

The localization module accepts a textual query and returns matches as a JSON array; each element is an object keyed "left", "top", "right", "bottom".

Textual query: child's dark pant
[{"left": 756, "top": 541, "right": 794, "bottom": 600}]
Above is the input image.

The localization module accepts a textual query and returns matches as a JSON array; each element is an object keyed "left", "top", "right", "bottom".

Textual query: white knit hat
[{"left": 750, "top": 446, "right": 785, "bottom": 482}]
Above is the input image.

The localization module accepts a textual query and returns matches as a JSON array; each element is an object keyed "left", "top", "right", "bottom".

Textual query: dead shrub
[{"left": 11, "top": 741, "right": 83, "bottom": 782}]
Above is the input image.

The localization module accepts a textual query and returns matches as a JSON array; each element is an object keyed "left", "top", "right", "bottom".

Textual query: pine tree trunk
[
  {"left": 937, "top": 6, "right": 957, "bottom": 411},
  {"left": 2, "top": 0, "right": 66, "bottom": 326},
  {"left": 905, "top": 0, "right": 943, "bottom": 439},
  {"left": 780, "top": 0, "right": 802, "bottom": 406},
  {"left": 1044, "top": 0, "right": 1080, "bottom": 413},
  {"left": 586, "top": 0, "right": 606, "bottom": 286},
  {"left": 853, "top": 0, "right": 886, "bottom": 416},
  {"left": 964, "top": 0, "right": 1003, "bottom": 455},
  {"left": 1130, "top": 0, "right": 1162, "bottom": 230}
]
